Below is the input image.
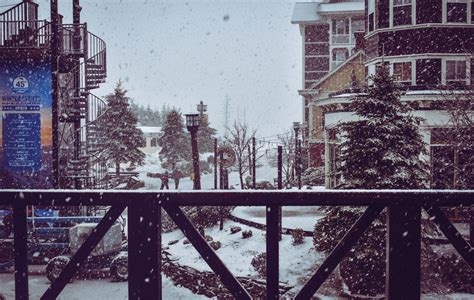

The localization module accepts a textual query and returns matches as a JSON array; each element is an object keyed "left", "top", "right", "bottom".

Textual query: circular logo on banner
[
  {"left": 217, "top": 145, "right": 236, "bottom": 168},
  {"left": 12, "top": 76, "right": 29, "bottom": 93}
]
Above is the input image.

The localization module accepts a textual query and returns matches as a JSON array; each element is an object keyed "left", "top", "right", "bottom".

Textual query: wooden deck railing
[{"left": 0, "top": 189, "right": 472, "bottom": 299}]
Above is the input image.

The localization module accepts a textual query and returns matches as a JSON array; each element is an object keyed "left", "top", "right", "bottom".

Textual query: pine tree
[
  {"left": 339, "top": 64, "right": 428, "bottom": 189},
  {"left": 197, "top": 115, "right": 217, "bottom": 153},
  {"left": 314, "top": 65, "right": 428, "bottom": 296},
  {"left": 158, "top": 109, "right": 191, "bottom": 171},
  {"left": 95, "top": 81, "right": 145, "bottom": 177}
]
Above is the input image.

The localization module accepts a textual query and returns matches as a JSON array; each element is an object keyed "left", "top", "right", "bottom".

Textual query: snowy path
[{"left": 0, "top": 274, "right": 205, "bottom": 300}]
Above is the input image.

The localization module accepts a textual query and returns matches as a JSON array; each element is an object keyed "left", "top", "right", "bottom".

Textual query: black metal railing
[
  {"left": 1, "top": 190, "right": 473, "bottom": 299},
  {"left": 0, "top": 20, "right": 50, "bottom": 48}
]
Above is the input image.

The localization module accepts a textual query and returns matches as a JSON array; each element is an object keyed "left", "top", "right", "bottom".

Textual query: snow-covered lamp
[{"left": 185, "top": 113, "right": 200, "bottom": 131}]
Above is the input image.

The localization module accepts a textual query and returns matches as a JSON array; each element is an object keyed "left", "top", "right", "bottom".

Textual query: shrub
[
  {"left": 251, "top": 252, "right": 266, "bottom": 276},
  {"left": 205, "top": 235, "right": 213, "bottom": 242},
  {"left": 291, "top": 228, "right": 305, "bottom": 245},
  {"left": 301, "top": 167, "right": 324, "bottom": 186},
  {"left": 242, "top": 230, "right": 253, "bottom": 239}
]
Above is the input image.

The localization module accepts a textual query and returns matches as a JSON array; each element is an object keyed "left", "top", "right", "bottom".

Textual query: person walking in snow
[
  {"left": 171, "top": 169, "right": 183, "bottom": 189},
  {"left": 160, "top": 171, "right": 169, "bottom": 190}
]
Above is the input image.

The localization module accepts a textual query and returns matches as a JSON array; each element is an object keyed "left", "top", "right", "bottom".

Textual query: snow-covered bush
[
  {"left": 291, "top": 228, "right": 305, "bottom": 245},
  {"left": 209, "top": 240, "right": 221, "bottom": 250},
  {"left": 251, "top": 252, "right": 266, "bottom": 277},
  {"left": 301, "top": 167, "right": 324, "bottom": 186},
  {"left": 230, "top": 226, "right": 242, "bottom": 234},
  {"left": 242, "top": 230, "right": 253, "bottom": 239},
  {"left": 205, "top": 235, "right": 213, "bottom": 242}
]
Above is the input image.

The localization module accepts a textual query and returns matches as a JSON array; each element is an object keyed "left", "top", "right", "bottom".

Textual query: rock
[
  {"left": 230, "top": 226, "right": 242, "bottom": 234},
  {"left": 242, "top": 230, "right": 253, "bottom": 239}
]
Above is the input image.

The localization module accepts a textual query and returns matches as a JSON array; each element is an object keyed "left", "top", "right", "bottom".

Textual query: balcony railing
[{"left": 1, "top": 189, "right": 472, "bottom": 299}]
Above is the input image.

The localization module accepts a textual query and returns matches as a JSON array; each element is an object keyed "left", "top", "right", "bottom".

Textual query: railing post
[
  {"left": 266, "top": 205, "right": 279, "bottom": 299},
  {"left": 128, "top": 198, "right": 161, "bottom": 299},
  {"left": 13, "top": 199, "right": 28, "bottom": 300},
  {"left": 386, "top": 205, "right": 421, "bottom": 299}
]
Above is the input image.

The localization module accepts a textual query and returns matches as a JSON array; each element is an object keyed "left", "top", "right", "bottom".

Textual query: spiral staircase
[{"left": 0, "top": 1, "right": 109, "bottom": 189}]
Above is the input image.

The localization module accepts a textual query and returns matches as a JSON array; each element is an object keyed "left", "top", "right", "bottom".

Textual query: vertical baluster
[
  {"left": 386, "top": 205, "right": 421, "bottom": 299},
  {"left": 13, "top": 198, "right": 29, "bottom": 300},
  {"left": 266, "top": 205, "right": 279, "bottom": 299}
]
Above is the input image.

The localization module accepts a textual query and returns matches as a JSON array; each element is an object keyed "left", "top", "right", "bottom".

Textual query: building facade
[
  {"left": 293, "top": 0, "right": 474, "bottom": 188},
  {"left": 292, "top": 0, "right": 365, "bottom": 169}
]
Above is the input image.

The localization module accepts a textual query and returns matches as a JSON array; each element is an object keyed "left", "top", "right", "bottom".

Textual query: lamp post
[
  {"left": 293, "top": 122, "right": 301, "bottom": 189},
  {"left": 185, "top": 114, "right": 201, "bottom": 190}
]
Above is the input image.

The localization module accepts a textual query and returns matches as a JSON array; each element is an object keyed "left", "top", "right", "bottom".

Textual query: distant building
[
  {"left": 292, "top": 0, "right": 474, "bottom": 188},
  {"left": 291, "top": 0, "right": 365, "bottom": 169},
  {"left": 137, "top": 126, "right": 161, "bottom": 154}
]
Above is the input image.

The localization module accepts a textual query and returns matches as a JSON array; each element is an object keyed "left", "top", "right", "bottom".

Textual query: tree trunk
[
  {"left": 219, "top": 218, "right": 224, "bottom": 231},
  {"left": 239, "top": 171, "right": 244, "bottom": 189}
]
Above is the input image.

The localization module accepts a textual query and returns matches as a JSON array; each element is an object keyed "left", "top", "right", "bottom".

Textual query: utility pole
[
  {"left": 248, "top": 144, "right": 252, "bottom": 177},
  {"left": 252, "top": 136, "right": 256, "bottom": 188},
  {"left": 278, "top": 145, "right": 283, "bottom": 241},
  {"left": 219, "top": 152, "right": 224, "bottom": 190},
  {"left": 51, "top": 0, "right": 60, "bottom": 189},
  {"left": 214, "top": 138, "right": 218, "bottom": 189},
  {"left": 298, "top": 139, "right": 302, "bottom": 189}
]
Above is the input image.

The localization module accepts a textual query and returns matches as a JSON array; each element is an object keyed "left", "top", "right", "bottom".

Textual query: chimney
[{"left": 354, "top": 31, "right": 365, "bottom": 52}]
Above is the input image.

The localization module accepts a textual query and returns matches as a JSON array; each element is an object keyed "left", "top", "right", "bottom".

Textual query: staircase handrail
[{"left": 0, "top": 1, "right": 38, "bottom": 20}]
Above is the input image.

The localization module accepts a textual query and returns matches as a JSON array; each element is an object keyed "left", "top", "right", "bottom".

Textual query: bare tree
[
  {"left": 225, "top": 120, "right": 256, "bottom": 189},
  {"left": 268, "top": 130, "right": 295, "bottom": 183},
  {"left": 439, "top": 86, "right": 474, "bottom": 189}
]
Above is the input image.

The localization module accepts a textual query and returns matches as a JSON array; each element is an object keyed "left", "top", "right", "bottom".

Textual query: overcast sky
[{"left": 6, "top": 0, "right": 303, "bottom": 137}]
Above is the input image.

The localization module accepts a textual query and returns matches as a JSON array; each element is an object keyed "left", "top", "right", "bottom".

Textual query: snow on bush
[
  {"left": 251, "top": 252, "right": 266, "bottom": 277},
  {"left": 291, "top": 228, "right": 305, "bottom": 245}
]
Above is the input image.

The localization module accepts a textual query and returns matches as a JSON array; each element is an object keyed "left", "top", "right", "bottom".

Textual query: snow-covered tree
[
  {"left": 95, "top": 81, "right": 145, "bottom": 177},
  {"left": 339, "top": 64, "right": 428, "bottom": 189},
  {"left": 314, "top": 64, "right": 428, "bottom": 296},
  {"left": 197, "top": 116, "right": 217, "bottom": 153},
  {"left": 158, "top": 109, "right": 191, "bottom": 171}
]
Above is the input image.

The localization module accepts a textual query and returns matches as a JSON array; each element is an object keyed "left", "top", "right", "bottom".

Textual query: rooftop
[{"left": 291, "top": 1, "right": 364, "bottom": 24}]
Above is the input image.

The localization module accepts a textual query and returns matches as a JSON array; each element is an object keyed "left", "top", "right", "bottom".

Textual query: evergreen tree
[
  {"left": 158, "top": 109, "right": 191, "bottom": 171},
  {"left": 313, "top": 65, "right": 428, "bottom": 296},
  {"left": 339, "top": 64, "right": 428, "bottom": 189},
  {"left": 197, "top": 115, "right": 217, "bottom": 153},
  {"left": 95, "top": 81, "right": 145, "bottom": 177}
]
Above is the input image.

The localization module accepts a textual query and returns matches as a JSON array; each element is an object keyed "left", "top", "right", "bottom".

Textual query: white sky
[{"left": 5, "top": 0, "right": 303, "bottom": 137}]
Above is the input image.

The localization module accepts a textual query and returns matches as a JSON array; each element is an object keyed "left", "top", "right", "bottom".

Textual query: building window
[
  {"left": 446, "top": 0, "right": 468, "bottom": 23},
  {"left": 368, "top": 0, "right": 375, "bottom": 31},
  {"left": 332, "top": 48, "right": 349, "bottom": 69},
  {"left": 150, "top": 137, "right": 158, "bottom": 147},
  {"left": 351, "top": 18, "right": 365, "bottom": 43},
  {"left": 446, "top": 60, "right": 467, "bottom": 84},
  {"left": 332, "top": 18, "right": 350, "bottom": 44},
  {"left": 393, "top": 0, "right": 412, "bottom": 26},
  {"left": 393, "top": 62, "right": 412, "bottom": 85}
]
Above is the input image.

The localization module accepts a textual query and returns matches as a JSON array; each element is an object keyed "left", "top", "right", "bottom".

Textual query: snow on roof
[
  {"left": 318, "top": 2, "right": 365, "bottom": 14},
  {"left": 292, "top": 1, "right": 364, "bottom": 24},
  {"left": 291, "top": 2, "right": 323, "bottom": 24},
  {"left": 137, "top": 126, "right": 161, "bottom": 133}
]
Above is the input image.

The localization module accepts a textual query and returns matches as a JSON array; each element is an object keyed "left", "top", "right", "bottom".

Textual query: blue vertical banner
[{"left": 0, "top": 55, "right": 53, "bottom": 189}]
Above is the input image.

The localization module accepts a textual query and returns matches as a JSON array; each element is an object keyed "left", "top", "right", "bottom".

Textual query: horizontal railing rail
[{"left": 1, "top": 190, "right": 472, "bottom": 300}]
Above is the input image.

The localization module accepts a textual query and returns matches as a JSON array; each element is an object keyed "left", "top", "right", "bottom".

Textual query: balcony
[{"left": 1, "top": 189, "right": 472, "bottom": 299}]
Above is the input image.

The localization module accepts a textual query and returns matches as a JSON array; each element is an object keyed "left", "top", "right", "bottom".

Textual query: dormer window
[{"left": 393, "top": 0, "right": 412, "bottom": 26}]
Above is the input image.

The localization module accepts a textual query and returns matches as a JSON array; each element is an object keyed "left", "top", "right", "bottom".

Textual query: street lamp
[
  {"left": 293, "top": 122, "right": 301, "bottom": 189},
  {"left": 185, "top": 114, "right": 201, "bottom": 190}
]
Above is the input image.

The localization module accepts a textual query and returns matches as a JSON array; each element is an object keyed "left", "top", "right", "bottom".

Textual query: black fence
[{"left": 1, "top": 189, "right": 473, "bottom": 299}]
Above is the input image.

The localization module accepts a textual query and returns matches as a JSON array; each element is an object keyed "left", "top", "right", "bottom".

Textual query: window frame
[
  {"left": 390, "top": 0, "right": 414, "bottom": 27},
  {"left": 331, "top": 18, "right": 350, "bottom": 44},
  {"left": 444, "top": 59, "right": 468, "bottom": 84},
  {"left": 443, "top": 0, "right": 473, "bottom": 24},
  {"left": 392, "top": 61, "right": 413, "bottom": 85},
  {"left": 331, "top": 48, "right": 349, "bottom": 69}
]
